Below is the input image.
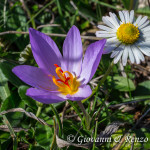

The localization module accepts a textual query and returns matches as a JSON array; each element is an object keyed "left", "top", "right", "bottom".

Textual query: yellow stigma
[
  {"left": 116, "top": 23, "right": 140, "bottom": 44},
  {"left": 50, "top": 64, "right": 80, "bottom": 95}
]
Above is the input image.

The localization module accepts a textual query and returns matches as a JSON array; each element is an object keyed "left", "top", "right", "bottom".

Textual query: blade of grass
[
  {"left": 92, "top": 0, "right": 123, "bottom": 11},
  {"left": 55, "top": 0, "right": 63, "bottom": 16},
  {"left": 92, "top": 121, "right": 98, "bottom": 150}
]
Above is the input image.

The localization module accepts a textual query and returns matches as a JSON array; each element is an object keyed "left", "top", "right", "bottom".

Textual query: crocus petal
[
  {"left": 29, "top": 28, "right": 61, "bottom": 75},
  {"left": 26, "top": 88, "right": 65, "bottom": 104},
  {"left": 79, "top": 39, "right": 106, "bottom": 84},
  {"left": 67, "top": 85, "right": 92, "bottom": 101},
  {"left": 12, "top": 65, "right": 57, "bottom": 91},
  {"left": 61, "top": 25, "right": 83, "bottom": 76}
]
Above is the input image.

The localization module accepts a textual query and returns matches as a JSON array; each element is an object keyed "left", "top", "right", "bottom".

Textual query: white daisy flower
[{"left": 96, "top": 10, "right": 150, "bottom": 66}]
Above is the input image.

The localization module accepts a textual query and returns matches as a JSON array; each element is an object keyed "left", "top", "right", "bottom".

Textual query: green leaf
[
  {"left": 0, "top": 61, "right": 24, "bottom": 87},
  {"left": 0, "top": 131, "right": 10, "bottom": 143},
  {"left": 134, "top": 81, "right": 150, "bottom": 96},
  {"left": 18, "top": 85, "right": 37, "bottom": 110},
  {"left": 108, "top": 76, "right": 135, "bottom": 92},
  {"left": 0, "top": 68, "right": 10, "bottom": 101},
  {"left": 1, "top": 136, "right": 12, "bottom": 150},
  {"left": 35, "top": 124, "right": 53, "bottom": 148},
  {"left": 0, "top": 92, "right": 25, "bottom": 126}
]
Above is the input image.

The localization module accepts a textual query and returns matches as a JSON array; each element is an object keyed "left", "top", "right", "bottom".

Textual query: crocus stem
[
  {"left": 36, "top": 101, "right": 43, "bottom": 117},
  {"left": 36, "top": 106, "right": 42, "bottom": 117}
]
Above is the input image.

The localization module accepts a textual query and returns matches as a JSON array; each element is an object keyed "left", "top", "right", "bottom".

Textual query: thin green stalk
[
  {"left": 50, "top": 104, "right": 62, "bottom": 137},
  {"left": 3, "top": 115, "right": 17, "bottom": 150},
  {"left": 92, "top": 121, "right": 98, "bottom": 150}
]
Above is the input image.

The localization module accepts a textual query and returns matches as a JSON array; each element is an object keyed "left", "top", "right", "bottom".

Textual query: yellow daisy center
[
  {"left": 116, "top": 23, "right": 140, "bottom": 44},
  {"left": 49, "top": 64, "right": 80, "bottom": 95}
]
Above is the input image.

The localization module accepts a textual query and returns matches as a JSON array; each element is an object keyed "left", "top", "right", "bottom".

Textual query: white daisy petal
[
  {"left": 134, "top": 15, "right": 142, "bottom": 26},
  {"left": 136, "top": 44, "right": 150, "bottom": 56},
  {"left": 141, "top": 35, "right": 150, "bottom": 41},
  {"left": 141, "top": 25, "right": 150, "bottom": 32},
  {"left": 124, "top": 11, "right": 130, "bottom": 23},
  {"left": 97, "top": 31, "right": 115, "bottom": 34},
  {"left": 103, "top": 46, "right": 116, "bottom": 54},
  {"left": 139, "top": 20, "right": 149, "bottom": 29},
  {"left": 119, "top": 11, "right": 125, "bottom": 23},
  {"left": 141, "top": 32, "right": 150, "bottom": 37},
  {"left": 122, "top": 46, "right": 129, "bottom": 66},
  {"left": 113, "top": 13, "right": 121, "bottom": 24},
  {"left": 107, "top": 37, "right": 119, "bottom": 44},
  {"left": 129, "top": 10, "right": 134, "bottom": 23},
  {"left": 136, "top": 47, "right": 145, "bottom": 61},
  {"left": 102, "top": 16, "right": 115, "bottom": 29},
  {"left": 128, "top": 46, "right": 135, "bottom": 63},
  {"left": 110, "top": 50, "right": 120, "bottom": 58},
  {"left": 109, "top": 12, "right": 120, "bottom": 27},
  {"left": 96, "top": 32, "right": 116, "bottom": 37},
  {"left": 131, "top": 45, "right": 141, "bottom": 64},
  {"left": 103, "top": 38, "right": 121, "bottom": 54},
  {"left": 97, "top": 25, "right": 115, "bottom": 32},
  {"left": 138, "top": 16, "right": 148, "bottom": 27},
  {"left": 114, "top": 50, "right": 124, "bottom": 64},
  {"left": 137, "top": 41, "right": 150, "bottom": 48},
  {"left": 106, "top": 16, "right": 119, "bottom": 29},
  {"left": 113, "top": 44, "right": 125, "bottom": 64}
]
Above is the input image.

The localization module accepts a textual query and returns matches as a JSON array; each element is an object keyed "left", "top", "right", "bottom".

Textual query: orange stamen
[{"left": 50, "top": 64, "right": 80, "bottom": 95}]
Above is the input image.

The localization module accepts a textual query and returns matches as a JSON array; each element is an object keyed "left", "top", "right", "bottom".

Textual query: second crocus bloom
[{"left": 13, "top": 26, "right": 106, "bottom": 104}]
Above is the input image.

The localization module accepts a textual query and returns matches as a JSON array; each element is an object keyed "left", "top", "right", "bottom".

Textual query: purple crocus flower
[{"left": 12, "top": 26, "right": 106, "bottom": 104}]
